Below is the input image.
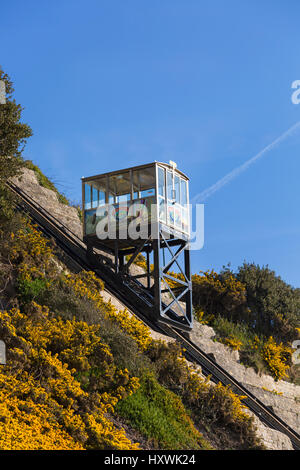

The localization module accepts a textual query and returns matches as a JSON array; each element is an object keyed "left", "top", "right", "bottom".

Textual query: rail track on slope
[{"left": 7, "top": 181, "right": 300, "bottom": 450}]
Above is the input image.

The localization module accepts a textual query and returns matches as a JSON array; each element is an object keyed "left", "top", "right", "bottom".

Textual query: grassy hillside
[{"left": 0, "top": 160, "right": 265, "bottom": 450}]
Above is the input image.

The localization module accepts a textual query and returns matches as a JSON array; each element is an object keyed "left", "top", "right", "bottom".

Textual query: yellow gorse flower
[
  {"left": 0, "top": 302, "right": 140, "bottom": 450},
  {"left": 63, "top": 271, "right": 152, "bottom": 351}
]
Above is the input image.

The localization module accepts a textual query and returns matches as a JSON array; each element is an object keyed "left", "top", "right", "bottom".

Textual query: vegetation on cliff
[
  {"left": 137, "top": 256, "right": 300, "bottom": 382},
  {"left": 0, "top": 67, "right": 266, "bottom": 450},
  {"left": 0, "top": 216, "right": 263, "bottom": 449},
  {"left": 192, "top": 268, "right": 300, "bottom": 382}
]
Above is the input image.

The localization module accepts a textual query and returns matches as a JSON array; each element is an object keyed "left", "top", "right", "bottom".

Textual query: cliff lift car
[{"left": 82, "top": 161, "right": 193, "bottom": 331}]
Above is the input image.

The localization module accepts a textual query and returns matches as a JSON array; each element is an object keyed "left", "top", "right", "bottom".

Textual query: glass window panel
[
  {"left": 99, "top": 190, "right": 105, "bottom": 206},
  {"left": 117, "top": 193, "right": 131, "bottom": 203},
  {"left": 133, "top": 166, "right": 155, "bottom": 193},
  {"left": 174, "top": 204, "right": 181, "bottom": 229},
  {"left": 182, "top": 208, "right": 189, "bottom": 233},
  {"left": 180, "top": 179, "right": 187, "bottom": 206},
  {"left": 140, "top": 188, "right": 155, "bottom": 198},
  {"left": 86, "top": 177, "right": 107, "bottom": 205},
  {"left": 167, "top": 205, "right": 174, "bottom": 226},
  {"left": 167, "top": 171, "right": 173, "bottom": 200},
  {"left": 158, "top": 196, "right": 166, "bottom": 223},
  {"left": 90, "top": 178, "right": 106, "bottom": 192},
  {"left": 85, "top": 209, "right": 97, "bottom": 235},
  {"left": 167, "top": 171, "right": 175, "bottom": 227},
  {"left": 85, "top": 183, "right": 92, "bottom": 210},
  {"left": 174, "top": 175, "right": 180, "bottom": 204},
  {"left": 92, "top": 186, "right": 98, "bottom": 208},
  {"left": 158, "top": 167, "right": 165, "bottom": 197},
  {"left": 108, "top": 172, "right": 131, "bottom": 198}
]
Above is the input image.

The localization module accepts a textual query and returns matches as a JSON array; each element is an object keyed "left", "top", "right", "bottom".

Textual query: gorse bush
[
  {"left": 0, "top": 219, "right": 142, "bottom": 449},
  {"left": 212, "top": 317, "right": 254, "bottom": 355},
  {"left": 146, "top": 340, "right": 263, "bottom": 449},
  {"left": 193, "top": 266, "right": 300, "bottom": 343},
  {"left": 146, "top": 340, "right": 189, "bottom": 389},
  {"left": 219, "top": 336, "right": 243, "bottom": 351},
  {"left": 63, "top": 270, "right": 153, "bottom": 352},
  {"left": 0, "top": 374, "right": 84, "bottom": 450},
  {"left": 0, "top": 304, "right": 140, "bottom": 450},
  {"left": 127, "top": 253, "right": 148, "bottom": 271},
  {"left": 192, "top": 269, "right": 249, "bottom": 324},
  {"left": 261, "top": 336, "right": 292, "bottom": 381},
  {"left": 30, "top": 276, "right": 153, "bottom": 376},
  {"left": 192, "top": 268, "right": 299, "bottom": 381},
  {"left": 194, "top": 309, "right": 214, "bottom": 325},
  {"left": 236, "top": 263, "right": 300, "bottom": 344}
]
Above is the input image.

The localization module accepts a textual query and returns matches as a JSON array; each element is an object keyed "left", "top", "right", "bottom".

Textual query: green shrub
[
  {"left": 192, "top": 269, "right": 249, "bottom": 324},
  {"left": 209, "top": 317, "right": 291, "bottom": 379},
  {"left": 146, "top": 340, "right": 189, "bottom": 389},
  {"left": 192, "top": 264, "right": 300, "bottom": 382},
  {"left": 236, "top": 263, "right": 300, "bottom": 344},
  {"left": 193, "top": 264, "right": 300, "bottom": 346},
  {"left": 116, "top": 373, "right": 212, "bottom": 450},
  {"left": 146, "top": 340, "right": 263, "bottom": 449},
  {"left": 97, "top": 314, "right": 154, "bottom": 377},
  {"left": 212, "top": 316, "right": 250, "bottom": 343},
  {"left": 17, "top": 277, "right": 48, "bottom": 304}
]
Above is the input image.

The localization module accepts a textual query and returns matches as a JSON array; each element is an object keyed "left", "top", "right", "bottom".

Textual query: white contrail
[{"left": 192, "top": 121, "right": 300, "bottom": 203}]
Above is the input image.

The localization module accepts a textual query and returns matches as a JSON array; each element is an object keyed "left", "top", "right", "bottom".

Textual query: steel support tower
[{"left": 82, "top": 161, "right": 193, "bottom": 331}]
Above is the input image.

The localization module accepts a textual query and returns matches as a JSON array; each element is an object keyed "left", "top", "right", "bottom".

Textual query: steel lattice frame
[
  {"left": 87, "top": 223, "right": 193, "bottom": 330},
  {"left": 151, "top": 228, "right": 193, "bottom": 329}
]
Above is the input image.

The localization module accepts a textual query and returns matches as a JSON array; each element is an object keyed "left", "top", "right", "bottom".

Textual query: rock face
[
  {"left": 245, "top": 411, "right": 294, "bottom": 450},
  {"left": 12, "top": 168, "right": 82, "bottom": 239},
  {"left": 11, "top": 167, "right": 299, "bottom": 450}
]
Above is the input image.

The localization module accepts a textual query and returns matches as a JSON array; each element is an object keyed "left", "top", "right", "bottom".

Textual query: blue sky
[{"left": 1, "top": 0, "right": 300, "bottom": 286}]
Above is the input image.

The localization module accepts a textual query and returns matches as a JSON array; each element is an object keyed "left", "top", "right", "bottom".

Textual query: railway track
[{"left": 7, "top": 180, "right": 300, "bottom": 450}]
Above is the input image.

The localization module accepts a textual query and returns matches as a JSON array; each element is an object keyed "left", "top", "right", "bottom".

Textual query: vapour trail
[{"left": 191, "top": 121, "right": 300, "bottom": 203}]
